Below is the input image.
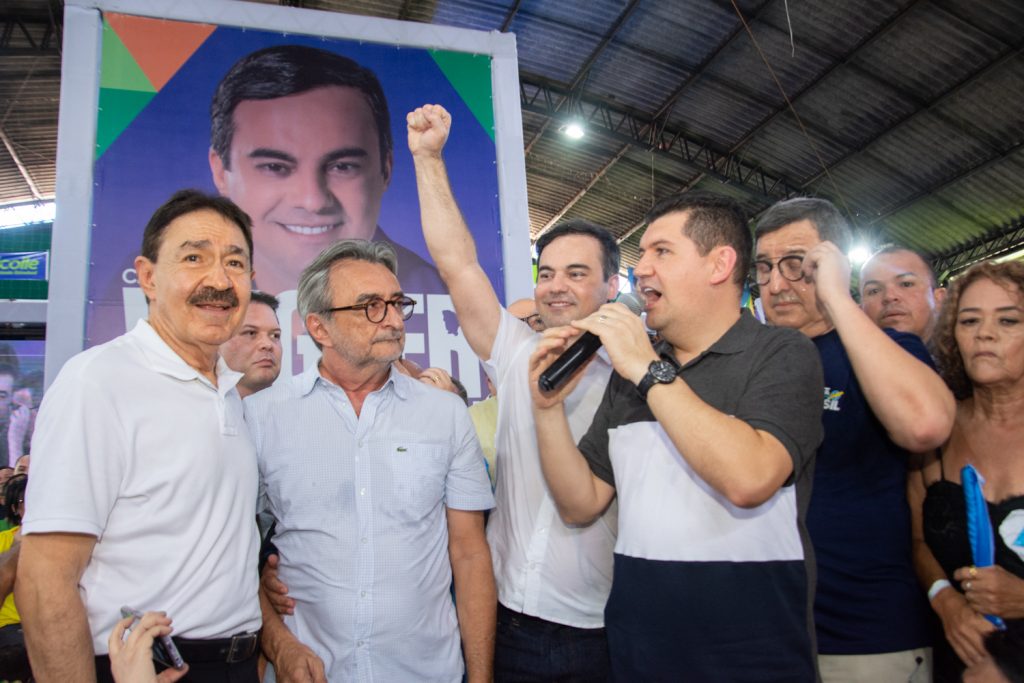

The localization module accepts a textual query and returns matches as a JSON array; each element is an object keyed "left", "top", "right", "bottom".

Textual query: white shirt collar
[
  {"left": 131, "top": 319, "right": 243, "bottom": 395},
  {"left": 298, "top": 360, "right": 410, "bottom": 401}
]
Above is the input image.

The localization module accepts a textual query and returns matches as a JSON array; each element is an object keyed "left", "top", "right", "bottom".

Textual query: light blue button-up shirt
[{"left": 246, "top": 364, "right": 495, "bottom": 682}]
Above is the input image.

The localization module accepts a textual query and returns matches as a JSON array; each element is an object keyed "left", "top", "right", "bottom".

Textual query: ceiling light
[
  {"left": 848, "top": 245, "right": 871, "bottom": 265},
  {"left": 563, "top": 122, "right": 585, "bottom": 140}
]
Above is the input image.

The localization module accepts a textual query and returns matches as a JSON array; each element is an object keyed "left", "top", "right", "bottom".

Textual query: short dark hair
[
  {"left": 755, "top": 197, "right": 852, "bottom": 253},
  {"left": 535, "top": 219, "right": 620, "bottom": 280},
  {"left": 141, "top": 189, "right": 254, "bottom": 265},
  {"left": 3, "top": 474, "right": 26, "bottom": 525},
  {"left": 250, "top": 290, "right": 280, "bottom": 312},
  {"left": 861, "top": 244, "right": 939, "bottom": 288},
  {"left": 210, "top": 45, "right": 392, "bottom": 174},
  {"left": 645, "top": 192, "right": 751, "bottom": 286}
]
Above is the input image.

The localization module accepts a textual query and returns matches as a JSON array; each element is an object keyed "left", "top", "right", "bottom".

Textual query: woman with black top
[{"left": 908, "top": 260, "right": 1024, "bottom": 681}]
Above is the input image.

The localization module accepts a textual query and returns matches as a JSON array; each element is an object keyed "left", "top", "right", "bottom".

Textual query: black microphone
[{"left": 538, "top": 292, "right": 645, "bottom": 393}]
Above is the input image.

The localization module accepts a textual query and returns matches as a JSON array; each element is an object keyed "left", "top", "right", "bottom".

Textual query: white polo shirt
[
  {"left": 23, "top": 320, "right": 262, "bottom": 653},
  {"left": 484, "top": 310, "right": 617, "bottom": 628}
]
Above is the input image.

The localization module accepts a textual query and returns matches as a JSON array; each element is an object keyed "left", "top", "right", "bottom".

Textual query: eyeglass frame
[
  {"left": 320, "top": 295, "right": 417, "bottom": 323},
  {"left": 750, "top": 254, "right": 807, "bottom": 287},
  {"left": 519, "top": 313, "right": 545, "bottom": 331}
]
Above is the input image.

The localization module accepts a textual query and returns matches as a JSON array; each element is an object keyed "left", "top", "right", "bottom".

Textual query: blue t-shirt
[{"left": 809, "top": 328, "right": 933, "bottom": 654}]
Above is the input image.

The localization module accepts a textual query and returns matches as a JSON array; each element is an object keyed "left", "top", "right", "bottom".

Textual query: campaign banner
[
  {"left": 80, "top": 11, "right": 513, "bottom": 399},
  {"left": 0, "top": 252, "right": 49, "bottom": 281}
]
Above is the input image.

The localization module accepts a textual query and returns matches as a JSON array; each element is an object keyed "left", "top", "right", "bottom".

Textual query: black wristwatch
[{"left": 636, "top": 360, "right": 678, "bottom": 400}]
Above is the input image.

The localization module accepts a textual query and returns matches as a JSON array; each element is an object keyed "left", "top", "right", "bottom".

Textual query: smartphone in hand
[{"left": 119, "top": 606, "right": 187, "bottom": 670}]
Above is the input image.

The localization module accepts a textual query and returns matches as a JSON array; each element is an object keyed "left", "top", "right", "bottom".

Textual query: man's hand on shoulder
[{"left": 407, "top": 104, "right": 451, "bottom": 158}]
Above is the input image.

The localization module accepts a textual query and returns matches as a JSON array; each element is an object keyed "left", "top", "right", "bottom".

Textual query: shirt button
[
  {"left": 360, "top": 590, "right": 367, "bottom": 598},
  {"left": 360, "top": 488, "right": 366, "bottom": 496},
  {"left": 357, "top": 640, "right": 364, "bottom": 647},
  {"left": 361, "top": 537, "right": 368, "bottom": 544}
]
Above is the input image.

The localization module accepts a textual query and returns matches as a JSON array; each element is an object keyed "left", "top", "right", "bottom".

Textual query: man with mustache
[
  {"left": 220, "top": 290, "right": 283, "bottom": 398},
  {"left": 859, "top": 245, "right": 945, "bottom": 344},
  {"left": 246, "top": 240, "right": 495, "bottom": 682},
  {"left": 17, "top": 190, "right": 262, "bottom": 682},
  {"left": 753, "top": 197, "right": 956, "bottom": 682}
]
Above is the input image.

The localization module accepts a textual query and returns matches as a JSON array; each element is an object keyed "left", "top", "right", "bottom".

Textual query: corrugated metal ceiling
[{"left": 1, "top": 0, "right": 1022, "bottom": 277}]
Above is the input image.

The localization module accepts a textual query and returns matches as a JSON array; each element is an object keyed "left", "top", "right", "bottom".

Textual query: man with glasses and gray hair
[
  {"left": 753, "top": 197, "right": 955, "bottom": 682},
  {"left": 245, "top": 239, "right": 495, "bottom": 683}
]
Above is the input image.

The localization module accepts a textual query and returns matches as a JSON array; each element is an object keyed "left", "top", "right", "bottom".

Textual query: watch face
[{"left": 651, "top": 360, "right": 677, "bottom": 383}]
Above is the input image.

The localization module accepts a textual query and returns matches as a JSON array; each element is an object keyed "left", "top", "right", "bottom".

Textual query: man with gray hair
[
  {"left": 754, "top": 197, "right": 955, "bottom": 681},
  {"left": 245, "top": 239, "right": 495, "bottom": 683}
]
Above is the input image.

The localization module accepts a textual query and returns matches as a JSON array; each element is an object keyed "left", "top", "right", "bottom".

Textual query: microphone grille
[{"left": 615, "top": 291, "right": 645, "bottom": 317}]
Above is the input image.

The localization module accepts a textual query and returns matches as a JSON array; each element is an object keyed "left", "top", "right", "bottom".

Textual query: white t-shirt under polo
[
  {"left": 484, "top": 309, "right": 617, "bottom": 628},
  {"left": 23, "top": 320, "right": 262, "bottom": 653}
]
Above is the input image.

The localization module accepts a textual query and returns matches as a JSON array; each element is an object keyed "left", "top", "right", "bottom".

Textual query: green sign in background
[{"left": 0, "top": 222, "right": 51, "bottom": 299}]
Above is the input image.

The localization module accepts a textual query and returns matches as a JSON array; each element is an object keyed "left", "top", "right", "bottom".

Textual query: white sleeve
[
  {"left": 482, "top": 308, "right": 535, "bottom": 382},
  {"left": 443, "top": 403, "right": 496, "bottom": 512},
  {"left": 21, "top": 363, "right": 127, "bottom": 538}
]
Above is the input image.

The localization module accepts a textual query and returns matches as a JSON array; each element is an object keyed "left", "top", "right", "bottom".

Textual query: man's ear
[
  {"left": 135, "top": 255, "right": 157, "bottom": 303},
  {"left": 934, "top": 286, "right": 947, "bottom": 309},
  {"left": 708, "top": 246, "right": 738, "bottom": 286},
  {"left": 305, "top": 313, "right": 333, "bottom": 349},
  {"left": 209, "top": 147, "right": 228, "bottom": 195},
  {"left": 605, "top": 274, "right": 620, "bottom": 301}
]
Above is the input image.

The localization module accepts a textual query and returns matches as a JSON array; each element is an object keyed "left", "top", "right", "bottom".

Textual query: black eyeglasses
[
  {"left": 321, "top": 296, "right": 417, "bottom": 323},
  {"left": 751, "top": 255, "right": 805, "bottom": 286},
  {"left": 519, "top": 313, "right": 545, "bottom": 332}
]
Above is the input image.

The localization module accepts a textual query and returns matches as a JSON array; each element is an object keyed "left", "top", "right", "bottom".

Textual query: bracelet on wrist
[{"left": 928, "top": 578, "right": 952, "bottom": 601}]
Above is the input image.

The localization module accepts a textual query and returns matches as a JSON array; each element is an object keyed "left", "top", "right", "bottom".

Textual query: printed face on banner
[
  {"left": 209, "top": 86, "right": 392, "bottom": 296},
  {"left": 86, "top": 18, "right": 506, "bottom": 400}
]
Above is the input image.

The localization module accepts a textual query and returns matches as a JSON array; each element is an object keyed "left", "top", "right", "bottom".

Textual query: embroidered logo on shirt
[
  {"left": 823, "top": 388, "right": 844, "bottom": 412},
  {"left": 999, "top": 510, "right": 1024, "bottom": 562},
  {"left": 397, "top": 446, "right": 407, "bottom": 452}
]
